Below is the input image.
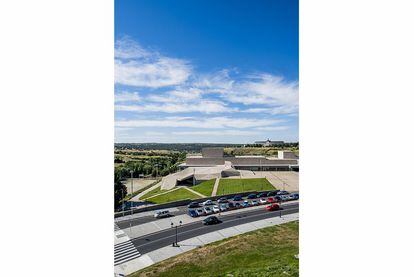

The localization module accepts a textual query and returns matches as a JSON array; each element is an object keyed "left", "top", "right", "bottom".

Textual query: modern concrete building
[
  {"left": 182, "top": 147, "right": 298, "bottom": 171},
  {"left": 159, "top": 147, "right": 299, "bottom": 190}
]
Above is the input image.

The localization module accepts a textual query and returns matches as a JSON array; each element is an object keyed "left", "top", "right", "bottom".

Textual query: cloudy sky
[{"left": 115, "top": 0, "right": 298, "bottom": 144}]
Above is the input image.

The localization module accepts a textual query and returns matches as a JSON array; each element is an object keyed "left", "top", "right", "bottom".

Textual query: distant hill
[{"left": 114, "top": 143, "right": 244, "bottom": 152}]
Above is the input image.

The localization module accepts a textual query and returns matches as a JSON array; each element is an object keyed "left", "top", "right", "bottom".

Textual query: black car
[
  {"left": 234, "top": 202, "right": 241, "bottom": 209},
  {"left": 232, "top": 195, "right": 243, "bottom": 201},
  {"left": 247, "top": 193, "right": 257, "bottom": 199},
  {"left": 203, "top": 216, "right": 222, "bottom": 225},
  {"left": 257, "top": 192, "right": 267, "bottom": 198},
  {"left": 291, "top": 193, "right": 299, "bottom": 200},
  {"left": 228, "top": 202, "right": 235, "bottom": 209},
  {"left": 217, "top": 197, "right": 228, "bottom": 203},
  {"left": 187, "top": 202, "right": 200, "bottom": 208},
  {"left": 274, "top": 195, "right": 282, "bottom": 201},
  {"left": 267, "top": 191, "right": 277, "bottom": 197}
]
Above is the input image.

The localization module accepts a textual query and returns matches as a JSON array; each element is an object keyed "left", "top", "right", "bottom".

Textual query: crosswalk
[
  {"left": 114, "top": 240, "right": 141, "bottom": 266},
  {"left": 114, "top": 223, "right": 120, "bottom": 232}
]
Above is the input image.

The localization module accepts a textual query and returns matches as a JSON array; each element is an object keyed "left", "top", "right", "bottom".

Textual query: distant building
[
  {"left": 254, "top": 139, "right": 284, "bottom": 147},
  {"left": 160, "top": 147, "right": 299, "bottom": 190}
]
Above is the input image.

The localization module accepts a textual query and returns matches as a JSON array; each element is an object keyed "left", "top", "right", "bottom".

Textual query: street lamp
[
  {"left": 171, "top": 220, "right": 183, "bottom": 247},
  {"left": 130, "top": 170, "right": 134, "bottom": 196}
]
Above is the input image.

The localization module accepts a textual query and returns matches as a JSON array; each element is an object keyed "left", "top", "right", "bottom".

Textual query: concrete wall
[
  {"left": 186, "top": 157, "right": 225, "bottom": 166},
  {"left": 202, "top": 147, "right": 224, "bottom": 158}
]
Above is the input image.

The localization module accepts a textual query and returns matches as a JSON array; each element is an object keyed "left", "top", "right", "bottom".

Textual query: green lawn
[
  {"left": 130, "top": 221, "right": 299, "bottom": 277},
  {"left": 146, "top": 188, "right": 199, "bottom": 204},
  {"left": 191, "top": 179, "right": 216, "bottom": 196},
  {"left": 140, "top": 186, "right": 162, "bottom": 200},
  {"left": 217, "top": 178, "right": 275, "bottom": 195}
]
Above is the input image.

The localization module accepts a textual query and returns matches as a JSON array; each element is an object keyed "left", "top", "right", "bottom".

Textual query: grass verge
[
  {"left": 217, "top": 178, "right": 275, "bottom": 195},
  {"left": 130, "top": 220, "right": 299, "bottom": 277},
  {"left": 191, "top": 179, "right": 216, "bottom": 196},
  {"left": 146, "top": 188, "right": 199, "bottom": 204}
]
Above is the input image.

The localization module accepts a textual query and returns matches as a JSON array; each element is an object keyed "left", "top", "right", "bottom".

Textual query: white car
[
  {"left": 259, "top": 198, "right": 267, "bottom": 204},
  {"left": 204, "top": 206, "right": 213, "bottom": 215},
  {"left": 154, "top": 210, "right": 171, "bottom": 218},
  {"left": 251, "top": 200, "right": 259, "bottom": 206},
  {"left": 219, "top": 203, "right": 228, "bottom": 211},
  {"left": 212, "top": 205, "right": 220, "bottom": 213},
  {"left": 196, "top": 208, "right": 205, "bottom": 216},
  {"left": 202, "top": 200, "right": 214, "bottom": 206}
]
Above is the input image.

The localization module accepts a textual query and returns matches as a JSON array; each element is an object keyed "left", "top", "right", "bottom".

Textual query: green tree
[{"left": 114, "top": 171, "right": 127, "bottom": 210}]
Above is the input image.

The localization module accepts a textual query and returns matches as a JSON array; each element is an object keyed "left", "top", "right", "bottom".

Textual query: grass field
[
  {"left": 217, "top": 178, "right": 275, "bottom": 195},
  {"left": 141, "top": 186, "right": 162, "bottom": 200},
  {"left": 130, "top": 220, "right": 299, "bottom": 277},
  {"left": 146, "top": 188, "right": 199, "bottom": 204},
  {"left": 191, "top": 179, "right": 216, "bottom": 196}
]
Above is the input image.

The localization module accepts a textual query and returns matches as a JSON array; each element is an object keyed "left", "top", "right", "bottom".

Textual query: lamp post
[
  {"left": 130, "top": 170, "right": 134, "bottom": 196},
  {"left": 171, "top": 220, "right": 183, "bottom": 247}
]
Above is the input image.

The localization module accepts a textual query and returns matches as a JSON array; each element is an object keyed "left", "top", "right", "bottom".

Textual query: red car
[
  {"left": 267, "top": 197, "right": 275, "bottom": 203},
  {"left": 266, "top": 203, "right": 280, "bottom": 211}
]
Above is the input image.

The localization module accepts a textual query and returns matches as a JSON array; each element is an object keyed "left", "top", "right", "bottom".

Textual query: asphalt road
[
  {"left": 128, "top": 202, "right": 299, "bottom": 255},
  {"left": 116, "top": 197, "right": 299, "bottom": 229}
]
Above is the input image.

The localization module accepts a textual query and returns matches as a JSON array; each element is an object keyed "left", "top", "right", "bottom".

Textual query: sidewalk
[
  {"left": 115, "top": 212, "right": 299, "bottom": 276},
  {"left": 211, "top": 177, "right": 220, "bottom": 196}
]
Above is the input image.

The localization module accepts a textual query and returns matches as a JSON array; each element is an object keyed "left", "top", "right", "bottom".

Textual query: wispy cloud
[
  {"left": 115, "top": 37, "right": 192, "bottom": 88},
  {"left": 114, "top": 91, "right": 140, "bottom": 103},
  {"left": 115, "top": 116, "right": 282, "bottom": 129},
  {"left": 115, "top": 99, "right": 231, "bottom": 114},
  {"left": 114, "top": 37, "right": 298, "bottom": 142}
]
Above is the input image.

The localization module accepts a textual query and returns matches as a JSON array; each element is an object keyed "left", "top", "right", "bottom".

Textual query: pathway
[
  {"left": 211, "top": 177, "right": 220, "bottom": 196},
  {"left": 184, "top": 186, "right": 206, "bottom": 198}
]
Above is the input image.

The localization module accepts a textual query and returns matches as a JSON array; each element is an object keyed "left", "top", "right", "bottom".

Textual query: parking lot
[{"left": 185, "top": 190, "right": 299, "bottom": 218}]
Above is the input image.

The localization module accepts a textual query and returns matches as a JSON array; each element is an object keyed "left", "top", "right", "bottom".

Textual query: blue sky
[{"left": 115, "top": 0, "right": 298, "bottom": 144}]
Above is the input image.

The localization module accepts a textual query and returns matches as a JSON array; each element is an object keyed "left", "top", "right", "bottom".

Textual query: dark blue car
[
  {"left": 247, "top": 193, "right": 257, "bottom": 199},
  {"left": 232, "top": 195, "right": 242, "bottom": 201},
  {"left": 188, "top": 210, "right": 198, "bottom": 217}
]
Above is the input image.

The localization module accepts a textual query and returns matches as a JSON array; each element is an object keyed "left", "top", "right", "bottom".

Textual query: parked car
[
  {"left": 204, "top": 206, "right": 213, "bottom": 215},
  {"left": 267, "top": 191, "right": 277, "bottom": 197},
  {"left": 202, "top": 216, "right": 222, "bottom": 225},
  {"left": 154, "top": 210, "right": 171, "bottom": 219},
  {"left": 234, "top": 202, "right": 241, "bottom": 209},
  {"left": 187, "top": 202, "right": 200, "bottom": 208},
  {"left": 188, "top": 210, "right": 198, "bottom": 217},
  {"left": 277, "top": 190, "right": 289, "bottom": 195},
  {"left": 212, "top": 205, "right": 220, "bottom": 213},
  {"left": 232, "top": 195, "right": 243, "bottom": 201},
  {"left": 259, "top": 198, "right": 268, "bottom": 204},
  {"left": 195, "top": 208, "right": 205, "bottom": 216},
  {"left": 228, "top": 202, "right": 236, "bottom": 209},
  {"left": 266, "top": 203, "right": 280, "bottom": 211},
  {"left": 257, "top": 192, "right": 268, "bottom": 198},
  {"left": 267, "top": 197, "right": 276, "bottom": 203},
  {"left": 217, "top": 197, "right": 228, "bottom": 203},
  {"left": 219, "top": 203, "right": 228, "bottom": 211},
  {"left": 242, "top": 200, "right": 250, "bottom": 208},
  {"left": 280, "top": 195, "right": 289, "bottom": 201},
  {"left": 291, "top": 193, "right": 299, "bottom": 200},
  {"left": 274, "top": 195, "right": 282, "bottom": 201},
  {"left": 251, "top": 200, "right": 259, "bottom": 206},
  {"left": 202, "top": 200, "right": 214, "bottom": 206},
  {"left": 247, "top": 193, "right": 257, "bottom": 199}
]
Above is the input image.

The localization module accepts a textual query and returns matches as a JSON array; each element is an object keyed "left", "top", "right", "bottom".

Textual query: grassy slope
[
  {"left": 146, "top": 188, "right": 199, "bottom": 204},
  {"left": 191, "top": 179, "right": 216, "bottom": 196},
  {"left": 141, "top": 186, "right": 162, "bottom": 200},
  {"left": 217, "top": 178, "right": 275, "bottom": 195},
  {"left": 130, "top": 221, "right": 299, "bottom": 277}
]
